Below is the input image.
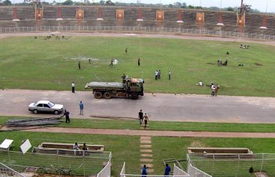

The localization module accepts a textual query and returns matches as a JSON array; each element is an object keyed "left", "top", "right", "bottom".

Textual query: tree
[
  {"left": 106, "top": 0, "right": 114, "bottom": 5},
  {"left": 173, "top": 2, "right": 181, "bottom": 7},
  {"left": 226, "top": 7, "right": 234, "bottom": 11},
  {"left": 242, "top": 4, "right": 252, "bottom": 13},
  {"left": 3, "top": 0, "right": 12, "bottom": 5},
  {"left": 99, "top": 0, "right": 104, "bottom": 5},
  {"left": 181, "top": 2, "right": 187, "bottom": 8},
  {"left": 62, "top": 0, "right": 73, "bottom": 5}
]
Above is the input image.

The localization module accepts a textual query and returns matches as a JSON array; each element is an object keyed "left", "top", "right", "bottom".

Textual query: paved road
[{"left": 0, "top": 89, "right": 275, "bottom": 123}]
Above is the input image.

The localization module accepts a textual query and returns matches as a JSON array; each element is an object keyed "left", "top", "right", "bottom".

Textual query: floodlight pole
[
  {"left": 265, "top": 0, "right": 268, "bottom": 13},
  {"left": 240, "top": 0, "right": 243, "bottom": 14}
]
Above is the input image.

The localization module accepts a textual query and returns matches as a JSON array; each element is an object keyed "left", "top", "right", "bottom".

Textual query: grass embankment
[
  {"left": 1, "top": 130, "right": 275, "bottom": 176},
  {"left": 2, "top": 116, "right": 275, "bottom": 133},
  {"left": 0, "top": 36, "right": 275, "bottom": 96}
]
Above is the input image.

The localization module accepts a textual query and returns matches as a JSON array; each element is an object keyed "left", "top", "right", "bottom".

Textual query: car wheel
[
  {"left": 94, "top": 92, "right": 103, "bottom": 99},
  {"left": 103, "top": 92, "right": 112, "bottom": 99},
  {"left": 54, "top": 110, "right": 59, "bottom": 115},
  {"left": 33, "top": 110, "right": 38, "bottom": 114}
]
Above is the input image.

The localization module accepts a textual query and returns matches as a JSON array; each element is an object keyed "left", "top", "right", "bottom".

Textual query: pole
[{"left": 240, "top": 0, "right": 243, "bottom": 14}]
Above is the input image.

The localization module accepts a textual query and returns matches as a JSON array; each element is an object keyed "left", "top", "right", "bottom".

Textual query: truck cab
[{"left": 124, "top": 77, "right": 144, "bottom": 98}]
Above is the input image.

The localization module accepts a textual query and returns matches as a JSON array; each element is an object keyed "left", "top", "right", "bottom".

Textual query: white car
[{"left": 28, "top": 100, "right": 64, "bottom": 115}]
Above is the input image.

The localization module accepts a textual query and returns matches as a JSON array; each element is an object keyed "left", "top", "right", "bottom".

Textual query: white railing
[
  {"left": 0, "top": 25, "right": 275, "bottom": 41},
  {"left": 97, "top": 152, "right": 112, "bottom": 177},
  {"left": 173, "top": 164, "right": 190, "bottom": 177},
  {"left": 0, "top": 162, "right": 25, "bottom": 177},
  {"left": 187, "top": 163, "right": 212, "bottom": 177},
  {"left": 186, "top": 154, "right": 212, "bottom": 177}
]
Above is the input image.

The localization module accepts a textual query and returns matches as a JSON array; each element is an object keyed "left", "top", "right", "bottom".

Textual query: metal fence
[
  {"left": 0, "top": 162, "right": 24, "bottom": 177},
  {"left": 120, "top": 162, "right": 190, "bottom": 177},
  {"left": 187, "top": 153, "right": 275, "bottom": 177},
  {"left": 1, "top": 25, "right": 275, "bottom": 41},
  {"left": 0, "top": 149, "right": 111, "bottom": 177}
]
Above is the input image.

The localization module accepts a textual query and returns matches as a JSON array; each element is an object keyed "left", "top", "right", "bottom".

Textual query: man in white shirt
[
  {"left": 211, "top": 84, "right": 215, "bottom": 96},
  {"left": 72, "top": 82, "right": 75, "bottom": 93}
]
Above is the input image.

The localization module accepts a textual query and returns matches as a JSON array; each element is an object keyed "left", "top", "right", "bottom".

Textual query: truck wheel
[
  {"left": 103, "top": 92, "right": 112, "bottom": 99},
  {"left": 131, "top": 93, "right": 139, "bottom": 100},
  {"left": 94, "top": 92, "right": 103, "bottom": 99}
]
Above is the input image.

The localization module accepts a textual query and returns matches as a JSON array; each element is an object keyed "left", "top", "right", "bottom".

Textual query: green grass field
[
  {"left": 1, "top": 35, "right": 275, "bottom": 176},
  {"left": 1, "top": 35, "right": 275, "bottom": 96}
]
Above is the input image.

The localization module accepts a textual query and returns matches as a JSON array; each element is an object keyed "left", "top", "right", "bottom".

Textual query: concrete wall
[{"left": 0, "top": 6, "right": 273, "bottom": 35}]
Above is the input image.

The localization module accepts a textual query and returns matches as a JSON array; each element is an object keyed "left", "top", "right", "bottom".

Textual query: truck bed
[{"left": 85, "top": 82, "right": 124, "bottom": 89}]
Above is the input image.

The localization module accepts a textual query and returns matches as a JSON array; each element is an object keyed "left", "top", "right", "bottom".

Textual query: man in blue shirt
[
  {"left": 164, "top": 163, "right": 171, "bottom": 176},
  {"left": 142, "top": 164, "right": 147, "bottom": 177},
  {"left": 79, "top": 101, "right": 84, "bottom": 115}
]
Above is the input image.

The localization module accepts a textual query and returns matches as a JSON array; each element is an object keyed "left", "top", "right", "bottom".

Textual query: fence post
[
  {"left": 235, "top": 154, "right": 240, "bottom": 177},
  {"left": 211, "top": 154, "right": 215, "bottom": 176},
  {"left": 260, "top": 153, "right": 265, "bottom": 172}
]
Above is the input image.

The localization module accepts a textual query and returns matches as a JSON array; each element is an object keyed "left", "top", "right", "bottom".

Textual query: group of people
[
  {"left": 210, "top": 82, "right": 220, "bottom": 96},
  {"left": 73, "top": 142, "right": 88, "bottom": 155},
  {"left": 154, "top": 70, "right": 161, "bottom": 80},
  {"left": 142, "top": 163, "right": 171, "bottom": 177},
  {"left": 61, "top": 100, "right": 84, "bottom": 123},
  {"left": 138, "top": 109, "right": 149, "bottom": 129},
  {"left": 240, "top": 44, "right": 250, "bottom": 49},
  {"left": 154, "top": 69, "right": 172, "bottom": 80},
  {"left": 73, "top": 142, "right": 88, "bottom": 151},
  {"left": 217, "top": 58, "right": 228, "bottom": 66}
]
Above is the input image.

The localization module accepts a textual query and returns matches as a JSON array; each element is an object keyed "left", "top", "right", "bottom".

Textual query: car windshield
[{"left": 48, "top": 101, "right": 55, "bottom": 108}]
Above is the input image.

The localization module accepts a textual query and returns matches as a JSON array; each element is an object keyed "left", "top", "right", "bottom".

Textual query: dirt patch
[
  {"left": 190, "top": 140, "right": 205, "bottom": 147},
  {"left": 207, "top": 62, "right": 216, "bottom": 65},
  {"left": 254, "top": 63, "right": 263, "bottom": 66}
]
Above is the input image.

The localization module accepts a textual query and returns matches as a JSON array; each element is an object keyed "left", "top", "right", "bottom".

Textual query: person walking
[
  {"left": 63, "top": 109, "right": 70, "bottom": 123},
  {"left": 164, "top": 163, "right": 171, "bottom": 176},
  {"left": 109, "top": 58, "right": 114, "bottom": 67},
  {"left": 79, "top": 101, "right": 84, "bottom": 115},
  {"left": 215, "top": 84, "right": 220, "bottom": 96},
  {"left": 138, "top": 58, "right": 140, "bottom": 66},
  {"left": 211, "top": 83, "right": 215, "bottom": 96},
  {"left": 139, "top": 109, "right": 144, "bottom": 125},
  {"left": 158, "top": 69, "right": 161, "bottom": 79},
  {"left": 143, "top": 113, "right": 149, "bottom": 129},
  {"left": 168, "top": 70, "right": 171, "bottom": 80},
  {"left": 71, "top": 82, "right": 75, "bottom": 93},
  {"left": 155, "top": 70, "right": 158, "bottom": 80},
  {"left": 141, "top": 164, "right": 148, "bottom": 177},
  {"left": 125, "top": 47, "right": 128, "bottom": 54},
  {"left": 78, "top": 61, "right": 81, "bottom": 70}
]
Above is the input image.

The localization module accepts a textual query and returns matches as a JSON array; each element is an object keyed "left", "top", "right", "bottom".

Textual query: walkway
[{"left": 3, "top": 127, "right": 274, "bottom": 138}]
